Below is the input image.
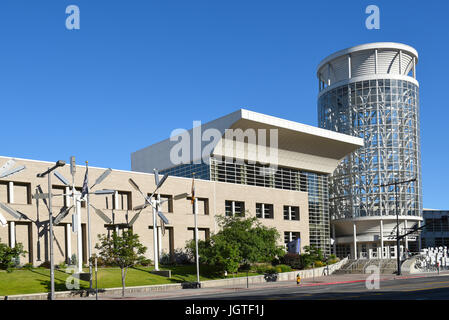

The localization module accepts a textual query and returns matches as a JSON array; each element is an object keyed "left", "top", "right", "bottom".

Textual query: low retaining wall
[{"left": 1, "top": 258, "right": 348, "bottom": 300}]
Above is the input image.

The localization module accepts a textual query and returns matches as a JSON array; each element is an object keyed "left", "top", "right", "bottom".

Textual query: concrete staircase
[{"left": 334, "top": 258, "right": 398, "bottom": 274}]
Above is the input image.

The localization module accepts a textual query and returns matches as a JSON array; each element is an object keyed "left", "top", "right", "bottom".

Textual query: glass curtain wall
[{"left": 318, "top": 79, "right": 422, "bottom": 221}]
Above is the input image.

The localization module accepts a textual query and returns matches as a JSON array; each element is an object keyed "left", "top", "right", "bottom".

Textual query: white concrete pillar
[
  {"left": 65, "top": 187, "right": 71, "bottom": 206},
  {"left": 157, "top": 226, "right": 162, "bottom": 258},
  {"left": 8, "top": 181, "right": 14, "bottom": 204},
  {"left": 418, "top": 220, "right": 422, "bottom": 251},
  {"left": 347, "top": 54, "right": 352, "bottom": 78},
  {"left": 75, "top": 193, "right": 83, "bottom": 273},
  {"left": 9, "top": 221, "right": 15, "bottom": 248},
  {"left": 374, "top": 49, "right": 378, "bottom": 74},
  {"left": 332, "top": 224, "right": 337, "bottom": 254},
  {"left": 114, "top": 191, "right": 119, "bottom": 210},
  {"left": 380, "top": 220, "right": 384, "bottom": 259},
  {"left": 404, "top": 220, "right": 409, "bottom": 250},
  {"left": 353, "top": 222, "right": 357, "bottom": 259},
  {"left": 413, "top": 57, "right": 416, "bottom": 79},
  {"left": 66, "top": 223, "right": 72, "bottom": 264}
]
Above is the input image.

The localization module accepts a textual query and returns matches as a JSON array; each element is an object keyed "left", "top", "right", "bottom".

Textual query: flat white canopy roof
[{"left": 132, "top": 109, "right": 364, "bottom": 174}]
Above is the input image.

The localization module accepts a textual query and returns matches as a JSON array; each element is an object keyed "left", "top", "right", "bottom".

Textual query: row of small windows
[{"left": 225, "top": 200, "right": 300, "bottom": 221}]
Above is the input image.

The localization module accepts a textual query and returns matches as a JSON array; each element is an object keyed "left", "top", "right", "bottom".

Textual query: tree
[
  {"left": 186, "top": 215, "right": 285, "bottom": 273},
  {"left": 0, "top": 239, "right": 27, "bottom": 272},
  {"left": 299, "top": 245, "right": 324, "bottom": 269},
  {"left": 95, "top": 230, "right": 147, "bottom": 297}
]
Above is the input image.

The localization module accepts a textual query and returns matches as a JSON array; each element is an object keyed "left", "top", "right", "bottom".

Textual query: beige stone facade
[{"left": 0, "top": 156, "right": 309, "bottom": 266}]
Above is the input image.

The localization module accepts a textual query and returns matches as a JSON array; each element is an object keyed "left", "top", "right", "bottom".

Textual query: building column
[
  {"left": 65, "top": 187, "right": 71, "bottom": 206},
  {"left": 374, "top": 49, "right": 378, "bottom": 74},
  {"left": 332, "top": 223, "right": 337, "bottom": 255},
  {"left": 8, "top": 181, "right": 14, "bottom": 204},
  {"left": 404, "top": 219, "right": 409, "bottom": 250},
  {"left": 418, "top": 220, "right": 422, "bottom": 251},
  {"left": 353, "top": 222, "right": 357, "bottom": 259},
  {"left": 66, "top": 223, "right": 72, "bottom": 264},
  {"left": 347, "top": 54, "right": 352, "bottom": 79},
  {"left": 380, "top": 220, "right": 384, "bottom": 259},
  {"left": 75, "top": 193, "right": 83, "bottom": 273},
  {"left": 413, "top": 57, "right": 416, "bottom": 79},
  {"left": 9, "top": 221, "right": 15, "bottom": 248},
  {"left": 157, "top": 226, "right": 162, "bottom": 258}
]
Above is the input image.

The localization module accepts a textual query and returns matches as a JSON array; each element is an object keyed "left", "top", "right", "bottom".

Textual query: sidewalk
[{"left": 62, "top": 270, "right": 449, "bottom": 300}]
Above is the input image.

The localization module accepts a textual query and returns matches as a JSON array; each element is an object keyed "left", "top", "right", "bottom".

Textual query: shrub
[
  {"left": 70, "top": 254, "right": 77, "bottom": 266},
  {"left": 38, "top": 261, "right": 51, "bottom": 269},
  {"left": 22, "top": 263, "right": 34, "bottom": 270},
  {"left": 0, "top": 240, "right": 26, "bottom": 272},
  {"left": 280, "top": 253, "right": 302, "bottom": 269},
  {"left": 252, "top": 263, "right": 272, "bottom": 274},
  {"left": 160, "top": 249, "right": 191, "bottom": 266},
  {"left": 137, "top": 257, "right": 153, "bottom": 267},
  {"left": 313, "top": 261, "right": 324, "bottom": 268},
  {"left": 276, "top": 264, "right": 292, "bottom": 273}
]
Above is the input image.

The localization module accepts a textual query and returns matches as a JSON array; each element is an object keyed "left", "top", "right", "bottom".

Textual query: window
[
  {"left": 284, "top": 231, "right": 300, "bottom": 246},
  {"left": 283, "top": 206, "right": 300, "bottom": 221},
  {"left": 256, "top": 203, "right": 274, "bottom": 219},
  {"left": 225, "top": 200, "right": 245, "bottom": 217},
  {"left": 159, "top": 194, "right": 173, "bottom": 213},
  {"left": 188, "top": 227, "right": 210, "bottom": 241},
  {"left": 0, "top": 181, "right": 31, "bottom": 205},
  {"left": 113, "top": 191, "right": 131, "bottom": 210},
  {"left": 106, "top": 191, "right": 131, "bottom": 210},
  {"left": 187, "top": 197, "right": 209, "bottom": 215}
]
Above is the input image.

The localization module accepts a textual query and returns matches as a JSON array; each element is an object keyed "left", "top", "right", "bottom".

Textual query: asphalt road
[{"left": 165, "top": 275, "right": 449, "bottom": 300}]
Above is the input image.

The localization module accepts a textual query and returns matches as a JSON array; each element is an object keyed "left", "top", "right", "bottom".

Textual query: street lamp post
[
  {"left": 37, "top": 160, "right": 66, "bottom": 300},
  {"left": 380, "top": 177, "right": 416, "bottom": 276}
]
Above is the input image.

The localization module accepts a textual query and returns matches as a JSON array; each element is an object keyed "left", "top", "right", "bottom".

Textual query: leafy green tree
[
  {"left": 95, "top": 230, "right": 147, "bottom": 297},
  {"left": 186, "top": 215, "right": 285, "bottom": 273},
  {"left": 0, "top": 239, "right": 27, "bottom": 272},
  {"left": 299, "top": 245, "right": 324, "bottom": 269}
]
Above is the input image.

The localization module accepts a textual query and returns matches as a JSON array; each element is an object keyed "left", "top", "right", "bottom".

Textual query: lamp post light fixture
[
  {"left": 36, "top": 160, "right": 66, "bottom": 301},
  {"left": 380, "top": 177, "right": 417, "bottom": 276}
]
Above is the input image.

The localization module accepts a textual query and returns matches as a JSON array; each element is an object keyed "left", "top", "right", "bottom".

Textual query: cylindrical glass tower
[{"left": 317, "top": 43, "right": 423, "bottom": 259}]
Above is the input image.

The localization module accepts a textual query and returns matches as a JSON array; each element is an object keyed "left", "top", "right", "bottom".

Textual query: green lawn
[{"left": 0, "top": 265, "right": 262, "bottom": 296}]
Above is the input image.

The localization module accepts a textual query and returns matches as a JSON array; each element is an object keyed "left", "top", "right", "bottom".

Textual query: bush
[
  {"left": 137, "top": 257, "right": 153, "bottom": 267},
  {"left": 276, "top": 264, "right": 292, "bottom": 273},
  {"left": 38, "top": 261, "right": 51, "bottom": 269},
  {"left": 252, "top": 263, "right": 272, "bottom": 274},
  {"left": 0, "top": 240, "right": 26, "bottom": 272},
  {"left": 160, "top": 249, "right": 191, "bottom": 266},
  {"left": 70, "top": 254, "right": 77, "bottom": 266},
  {"left": 280, "top": 253, "right": 302, "bottom": 269},
  {"left": 313, "top": 261, "right": 324, "bottom": 268},
  {"left": 22, "top": 263, "right": 34, "bottom": 270}
]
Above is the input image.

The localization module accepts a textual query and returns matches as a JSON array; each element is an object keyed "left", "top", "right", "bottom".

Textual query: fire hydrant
[{"left": 296, "top": 273, "right": 301, "bottom": 285}]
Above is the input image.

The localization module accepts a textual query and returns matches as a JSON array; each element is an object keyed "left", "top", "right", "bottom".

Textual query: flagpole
[
  {"left": 194, "top": 197, "right": 200, "bottom": 285},
  {"left": 192, "top": 173, "right": 200, "bottom": 286},
  {"left": 85, "top": 161, "right": 93, "bottom": 290}
]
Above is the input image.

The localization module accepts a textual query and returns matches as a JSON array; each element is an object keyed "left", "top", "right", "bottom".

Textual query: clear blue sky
[{"left": 0, "top": 0, "right": 448, "bottom": 209}]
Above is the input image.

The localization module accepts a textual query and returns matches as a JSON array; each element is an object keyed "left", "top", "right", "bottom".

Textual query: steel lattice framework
[{"left": 317, "top": 43, "right": 422, "bottom": 223}]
